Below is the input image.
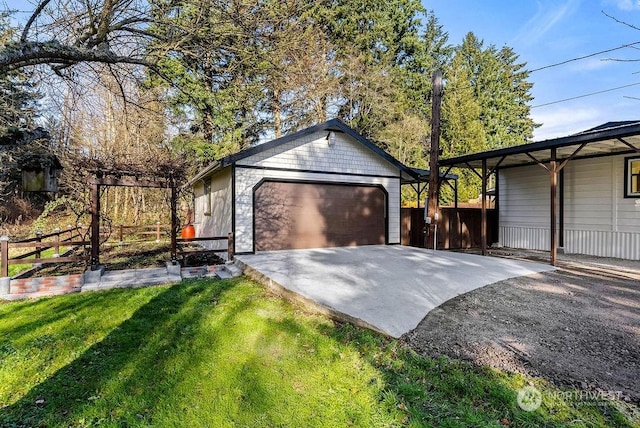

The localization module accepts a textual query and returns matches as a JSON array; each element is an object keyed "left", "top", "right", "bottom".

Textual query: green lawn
[{"left": 0, "top": 278, "right": 636, "bottom": 427}]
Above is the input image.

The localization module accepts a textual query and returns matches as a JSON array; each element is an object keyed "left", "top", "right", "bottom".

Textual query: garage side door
[{"left": 254, "top": 181, "right": 386, "bottom": 251}]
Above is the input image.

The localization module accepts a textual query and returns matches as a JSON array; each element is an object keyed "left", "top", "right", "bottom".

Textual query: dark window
[
  {"left": 625, "top": 157, "right": 640, "bottom": 198},
  {"left": 204, "top": 179, "right": 212, "bottom": 215}
]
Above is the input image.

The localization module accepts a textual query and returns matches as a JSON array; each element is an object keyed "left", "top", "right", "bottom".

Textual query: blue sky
[{"left": 424, "top": 0, "right": 640, "bottom": 140}]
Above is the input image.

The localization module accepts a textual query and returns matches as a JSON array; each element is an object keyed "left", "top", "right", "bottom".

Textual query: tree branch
[
  {"left": 21, "top": 0, "right": 53, "bottom": 42},
  {"left": 0, "top": 41, "right": 149, "bottom": 74}
]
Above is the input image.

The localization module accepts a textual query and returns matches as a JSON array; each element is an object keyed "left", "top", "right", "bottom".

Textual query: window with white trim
[{"left": 625, "top": 157, "right": 640, "bottom": 198}]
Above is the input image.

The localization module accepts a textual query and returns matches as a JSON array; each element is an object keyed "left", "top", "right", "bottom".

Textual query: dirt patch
[{"left": 403, "top": 252, "right": 640, "bottom": 404}]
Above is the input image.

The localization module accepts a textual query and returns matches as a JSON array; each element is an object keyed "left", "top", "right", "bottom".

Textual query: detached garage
[{"left": 189, "top": 119, "right": 419, "bottom": 254}]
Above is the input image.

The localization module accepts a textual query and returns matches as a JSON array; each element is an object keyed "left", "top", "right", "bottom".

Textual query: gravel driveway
[{"left": 403, "top": 251, "right": 640, "bottom": 404}]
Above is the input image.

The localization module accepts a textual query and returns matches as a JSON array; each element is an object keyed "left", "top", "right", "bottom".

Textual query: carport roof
[{"left": 439, "top": 121, "right": 640, "bottom": 170}]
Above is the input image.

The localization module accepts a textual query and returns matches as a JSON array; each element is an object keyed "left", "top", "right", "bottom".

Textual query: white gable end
[{"left": 237, "top": 130, "right": 399, "bottom": 177}]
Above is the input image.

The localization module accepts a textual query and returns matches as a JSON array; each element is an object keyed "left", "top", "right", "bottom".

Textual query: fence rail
[
  {"left": 113, "top": 222, "right": 171, "bottom": 243},
  {"left": 177, "top": 233, "right": 234, "bottom": 262},
  {"left": 1, "top": 225, "right": 235, "bottom": 278},
  {"left": 1, "top": 226, "right": 89, "bottom": 277}
]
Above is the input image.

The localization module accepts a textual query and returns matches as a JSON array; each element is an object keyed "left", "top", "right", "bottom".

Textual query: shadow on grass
[
  {"left": 0, "top": 279, "right": 240, "bottom": 426},
  {"left": 1, "top": 278, "right": 635, "bottom": 427}
]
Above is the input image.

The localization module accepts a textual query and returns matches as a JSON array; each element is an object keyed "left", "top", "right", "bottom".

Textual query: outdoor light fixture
[{"left": 327, "top": 131, "right": 336, "bottom": 146}]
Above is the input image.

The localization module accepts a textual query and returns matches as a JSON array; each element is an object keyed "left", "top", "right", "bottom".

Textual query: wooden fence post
[
  {"left": 119, "top": 224, "right": 124, "bottom": 245},
  {"left": 156, "top": 221, "right": 161, "bottom": 243},
  {"left": 170, "top": 186, "right": 178, "bottom": 264},
  {"left": 0, "top": 235, "right": 9, "bottom": 277},
  {"left": 90, "top": 181, "right": 100, "bottom": 269},
  {"left": 34, "top": 230, "right": 43, "bottom": 265},
  {"left": 67, "top": 224, "right": 73, "bottom": 241},
  {"left": 228, "top": 232, "right": 234, "bottom": 261},
  {"left": 54, "top": 227, "right": 61, "bottom": 257}
]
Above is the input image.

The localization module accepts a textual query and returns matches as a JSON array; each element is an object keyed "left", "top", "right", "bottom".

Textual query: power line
[
  {"left": 529, "top": 41, "right": 640, "bottom": 72},
  {"left": 531, "top": 82, "right": 640, "bottom": 108}
]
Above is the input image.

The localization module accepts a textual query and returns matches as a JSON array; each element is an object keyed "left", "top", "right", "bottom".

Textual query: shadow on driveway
[{"left": 237, "top": 245, "right": 554, "bottom": 338}]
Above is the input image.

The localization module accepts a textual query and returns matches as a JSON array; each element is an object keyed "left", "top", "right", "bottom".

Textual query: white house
[
  {"left": 188, "top": 119, "right": 420, "bottom": 254},
  {"left": 440, "top": 121, "right": 640, "bottom": 262}
]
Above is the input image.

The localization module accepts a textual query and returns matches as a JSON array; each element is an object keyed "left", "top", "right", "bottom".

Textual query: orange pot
[{"left": 181, "top": 224, "right": 195, "bottom": 240}]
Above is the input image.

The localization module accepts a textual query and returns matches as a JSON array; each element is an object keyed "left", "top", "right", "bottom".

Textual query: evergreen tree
[
  {"left": 441, "top": 50, "right": 485, "bottom": 202},
  {"left": 455, "top": 32, "right": 537, "bottom": 151}
]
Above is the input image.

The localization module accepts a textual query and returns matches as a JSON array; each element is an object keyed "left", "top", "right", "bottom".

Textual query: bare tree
[{"left": 0, "top": 0, "right": 156, "bottom": 75}]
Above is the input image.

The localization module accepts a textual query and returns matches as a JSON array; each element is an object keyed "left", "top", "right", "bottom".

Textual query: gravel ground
[{"left": 403, "top": 250, "right": 640, "bottom": 404}]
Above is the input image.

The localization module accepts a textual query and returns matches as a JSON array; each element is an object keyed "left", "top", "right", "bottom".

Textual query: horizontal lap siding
[
  {"left": 235, "top": 131, "right": 401, "bottom": 253},
  {"left": 499, "top": 166, "right": 549, "bottom": 244},
  {"left": 563, "top": 155, "right": 640, "bottom": 259},
  {"left": 499, "top": 154, "right": 640, "bottom": 259},
  {"left": 564, "top": 157, "right": 613, "bottom": 230},
  {"left": 240, "top": 130, "right": 397, "bottom": 176},
  {"left": 194, "top": 168, "right": 232, "bottom": 251}
]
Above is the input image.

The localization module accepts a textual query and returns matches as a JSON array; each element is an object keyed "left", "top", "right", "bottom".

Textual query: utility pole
[{"left": 426, "top": 70, "right": 442, "bottom": 250}]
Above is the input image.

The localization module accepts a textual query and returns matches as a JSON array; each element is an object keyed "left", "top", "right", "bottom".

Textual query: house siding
[
  {"left": 238, "top": 130, "right": 399, "bottom": 177},
  {"left": 193, "top": 167, "right": 232, "bottom": 252},
  {"left": 234, "top": 131, "right": 401, "bottom": 253},
  {"left": 499, "top": 154, "right": 640, "bottom": 259}
]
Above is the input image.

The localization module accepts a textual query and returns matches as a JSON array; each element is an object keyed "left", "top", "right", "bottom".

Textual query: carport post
[
  {"left": 550, "top": 148, "right": 558, "bottom": 266},
  {"left": 481, "top": 158, "right": 487, "bottom": 256}
]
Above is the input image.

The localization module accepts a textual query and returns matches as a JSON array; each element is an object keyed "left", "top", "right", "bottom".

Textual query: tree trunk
[{"left": 273, "top": 89, "right": 282, "bottom": 138}]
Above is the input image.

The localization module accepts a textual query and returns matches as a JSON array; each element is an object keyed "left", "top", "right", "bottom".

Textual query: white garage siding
[
  {"left": 234, "top": 130, "right": 401, "bottom": 253},
  {"left": 499, "top": 154, "right": 640, "bottom": 259},
  {"left": 193, "top": 167, "right": 232, "bottom": 252}
]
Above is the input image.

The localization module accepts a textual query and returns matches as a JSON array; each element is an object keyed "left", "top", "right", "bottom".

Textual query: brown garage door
[{"left": 254, "top": 181, "right": 386, "bottom": 251}]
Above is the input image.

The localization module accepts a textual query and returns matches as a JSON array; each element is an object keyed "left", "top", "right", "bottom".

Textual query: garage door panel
[{"left": 255, "top": 182, "right": 386, "bottom": 251}]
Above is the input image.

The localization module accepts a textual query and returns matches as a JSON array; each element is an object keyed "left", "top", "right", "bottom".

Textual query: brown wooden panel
[
  {"left": 401, "top": 207, "right": 497, "bottom": 249},
  {"left": 255, "top": 182, "right": 386, "bottom": 251}
]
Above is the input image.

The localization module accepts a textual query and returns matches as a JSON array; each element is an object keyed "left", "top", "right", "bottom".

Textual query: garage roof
[
  {"left": 189, "top": 118, "right": 444, "bottom": 185},
  {"left": 439, "top": 121, "right": 640, "bottom": 170}
]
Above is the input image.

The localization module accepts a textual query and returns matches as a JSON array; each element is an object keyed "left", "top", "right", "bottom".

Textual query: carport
[
  {"left": 439, "top": 121, "right": 640, "bottom": 265},
  {"left": 236, "top": 245, "right": 553, "bottom": 338}
]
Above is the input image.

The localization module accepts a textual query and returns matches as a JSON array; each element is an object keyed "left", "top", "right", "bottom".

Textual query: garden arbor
[{"left": 88, "top": 166, "right": 182, "bottom": 270}]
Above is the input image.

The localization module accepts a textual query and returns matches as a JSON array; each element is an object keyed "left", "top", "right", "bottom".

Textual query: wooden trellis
[{"left": 88, "top": 169, "right": 180, "bottom": 270}]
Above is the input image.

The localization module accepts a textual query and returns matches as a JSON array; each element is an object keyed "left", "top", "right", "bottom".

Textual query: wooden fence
[
  {"left": 177, "top": 233, "right": 234, "bottom": 262},
  {"left": 112, "top": 222, "right": 170, "bottom": 243},
  {"left": 401, "top": 207, "right": 498, "bottom": 249},
  {"left": 1, "top": 226, "right": 90, "bottom": 277},
  {"left": 1, "top": 224, "right": 234, "bottom": 277}
]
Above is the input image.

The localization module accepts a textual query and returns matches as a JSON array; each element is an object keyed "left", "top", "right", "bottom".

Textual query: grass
[{"left": 0, "top": 278, "right": 637, "bottom": 427}]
